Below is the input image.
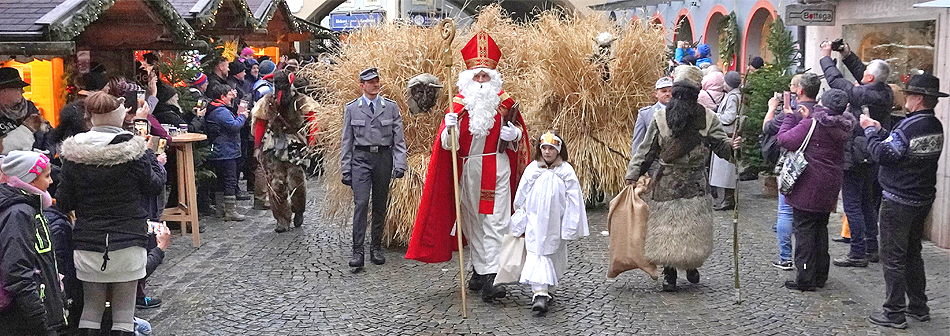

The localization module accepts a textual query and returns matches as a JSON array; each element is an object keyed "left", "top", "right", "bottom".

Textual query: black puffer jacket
[
  {"left": 56, "top": 126, "right": 165, "bottom": 255},
  {"left": 820, "top": 54, "right": 895, "bottom": 130},
  {"left": 0, "top": 184, "right": 67, "bottom": 335}
]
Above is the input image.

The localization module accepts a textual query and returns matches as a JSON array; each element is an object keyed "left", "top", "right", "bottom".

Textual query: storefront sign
[
  {"left": 329, "top": 12, "right": 385, "bottom": 31},
  {"left": 409, "top": 13, "right": 442, "bottom": 27},
  {"left": 786, "top": 4, "right": 836, "bottom": 26}
]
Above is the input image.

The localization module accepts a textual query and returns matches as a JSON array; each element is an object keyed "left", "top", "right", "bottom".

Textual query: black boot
[
  {"left": 532, "top": 294, "right": 550, "bottom": 313},
  {"left": 686, "top": 269, "right": 700, "bottom": 284},
  {"left": 468, "top": 271, "right": 485, "bottom": 291},
  {"left": 293, "top": 210, "right": 304, "bottom": 228},
  {"left": 349, "top": 248, "right": 364, "bottom": 268},
  {"left": 110, "top": 331, "right": 135, "bottom": 336},
  {"left": 370, "top": 246, "right": 385, "bottom": 265},
  {"left": 481, "top": 274, "right": 507, "bottom": 301},
  {"left": 662, "top": 267, "right": 677, "bottom": 292}
]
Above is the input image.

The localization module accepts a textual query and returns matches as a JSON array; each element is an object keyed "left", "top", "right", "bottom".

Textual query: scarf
[{"left": 0, "top": 100, "right": 31, "bottom": 122}]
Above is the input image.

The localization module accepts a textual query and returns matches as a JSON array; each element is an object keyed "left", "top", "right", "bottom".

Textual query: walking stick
[
  {"left": 439, "top": 19, "right": 467, "bottom": 318},
  {"left": 731, "top": 76, "right": 748, "bottom": 305}
]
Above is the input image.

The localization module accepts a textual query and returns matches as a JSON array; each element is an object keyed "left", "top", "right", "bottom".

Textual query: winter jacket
[
  {"left": 698, "top": 72, "right": 725, "bottom": 111},
  {"left": 866, "top": 109, "right": 944, "bottom": 206},
  {"left": 694, "top": 44, "right": 713, "bottom": 67},
  {"left": 46, "top": 205, "right": 83, "bottom": 331},
  {"left": 777, "top": 107, "right": 855, "bottom": 213},
  {"left": 251, "top": 78, "right": 273, "bottom": 103},
  {"left": 153, "top": 103, "right": 205, "bottom": 135},
  {"left": 820, "top": 54, "right": 894, "bottom": 130},
  {"left": 0, "top": 184, "right": 67, "bottom": 335},
  {"left": 761, "top": 101, "right": 814, "bottom": 167},
  {"left": 205, "top": 102, "right": 247, "bottom": 160},
  {"left": 56, "top": 126, "right": 165, "bottom": 255}
]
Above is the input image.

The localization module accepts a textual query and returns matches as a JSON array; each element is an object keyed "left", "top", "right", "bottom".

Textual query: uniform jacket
[
  {"left": 56, "top": 126, "right": 165, "bottom": 254},
  {"left": 820, "top": 54, "right": 894, "bottom": 130},
  {"left": 340, "top": 95, "right": 407, "bottom": 177},
  {"left": 205, "top": 102, "right": 247, "bottom": 160},
  {"left": 0, "top": 183, "right": 67, "bottom": 335},
  {"left": 630, "top": 102, "right": 662, "bottom": 154},
  {"left": 777, "top": 107, "right": 855, "bottom": 213},
  {"left": 866, "top": 109, "right": 943, "bottom": 206}
]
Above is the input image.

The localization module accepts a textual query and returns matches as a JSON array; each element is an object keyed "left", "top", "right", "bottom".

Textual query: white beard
[{"left": 457, "top": 68, "right": 503, "bottom": 138}]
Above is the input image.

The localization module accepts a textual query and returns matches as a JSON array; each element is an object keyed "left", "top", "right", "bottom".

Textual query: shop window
[{"left": 843, "top": 20, "right": 936, "bottom": 84}]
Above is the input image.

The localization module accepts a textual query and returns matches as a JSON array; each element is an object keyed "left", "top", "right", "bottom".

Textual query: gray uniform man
[
  {"left": 341, "top": 67, "right": 408, "bottom": 268},
  {"left": 629, "top": 77, "right": 673, "bottom": 158}
]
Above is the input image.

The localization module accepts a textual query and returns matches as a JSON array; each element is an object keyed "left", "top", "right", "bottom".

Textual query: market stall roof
[
  {"left": 174, "top": 0, "right": 259, "bottom": 34},
  {"left": 913, "top": 0, "right": 950, "bottom": 7},
  {"left": 0, "top": 0, "right": 196, "bottom": 56},
  {"left": 295, "top": 16, "right": 336, "bottom": 40}
]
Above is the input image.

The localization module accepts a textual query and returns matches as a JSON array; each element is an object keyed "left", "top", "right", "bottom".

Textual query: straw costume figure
[
  {"left": 252, "top": 70, "right": 318, "bottom": 233},
  {"left": 406, "top": 30, "right": 531, "bottom": 302},
  {"left": 625, "top": 65, "right": 738, "bottom": 292},
  {"left": 511, "top": 131, "right": 589, "bottom": 313}
]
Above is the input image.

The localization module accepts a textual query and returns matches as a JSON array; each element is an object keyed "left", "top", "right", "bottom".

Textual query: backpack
[{"left": 0, "top": 208, "right": 14, "bottom": 311}]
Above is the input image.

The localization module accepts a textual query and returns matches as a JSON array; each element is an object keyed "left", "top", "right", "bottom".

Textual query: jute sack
[{"left": 607, "top": 176, "right": 658, "bottom": 279}]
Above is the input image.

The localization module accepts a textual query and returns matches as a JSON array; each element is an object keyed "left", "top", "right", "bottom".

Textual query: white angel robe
[{"left": 510, "top": 161, "right": 589, "bottom": 287}]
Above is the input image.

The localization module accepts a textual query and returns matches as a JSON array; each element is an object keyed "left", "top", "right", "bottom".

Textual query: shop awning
[{"left": 914, "top": 0, "right": 950, "bottom": 7}]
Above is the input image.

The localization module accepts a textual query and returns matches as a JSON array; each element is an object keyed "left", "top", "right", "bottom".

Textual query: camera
[{"left": 831, "top": 39, "right": 845, "bottom": 52}]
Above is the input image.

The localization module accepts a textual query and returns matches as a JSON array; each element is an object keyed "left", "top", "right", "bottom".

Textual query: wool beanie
[
  {"left": 821, "top": 88, "right": 850, "bottom": 115},
  {"left": 750, "top": 57, "right": 765, "bottom": 70},
  {"left": 86, "top": 91, "right": 128, "bottom": 127},
  {"left": 241, "top": 47, "right": 255, "bottom": 57},
  {"left": 724, "top": 71, "right": 742, "bottom": 90},
  {"left": 0, "top": 151, "right": 49, "bottom": 184},
  {"left": 156, "top": 84, "right": 176, "bottom": 104},
  {"left": 190, "top": 73, "right": 208, "bottom": 87},
  {"left": 673, "top": 65, "right": 703, "bottom": 88},
  {"left": 258, "top": 60, "right": 276, "bottom": 76},
  {"left": 228, "top": 60, "right": 246, "bottom": 77}
]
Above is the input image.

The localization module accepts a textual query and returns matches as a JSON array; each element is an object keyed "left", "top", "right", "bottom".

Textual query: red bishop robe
[{"left": 405, "top": 91, "right": 531, "bottom": 263}]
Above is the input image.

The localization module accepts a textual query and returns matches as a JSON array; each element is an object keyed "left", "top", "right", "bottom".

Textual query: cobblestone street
[{"left": 139, "top": 178, "right": 949, "bottom": 335}]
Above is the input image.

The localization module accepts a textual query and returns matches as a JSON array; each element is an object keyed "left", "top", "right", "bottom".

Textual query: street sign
[
  {"left": 329, "top": 12, "right": 385, "bottom": 31},
  {"left": 786, "top": 3, "right": 836, "bottom": 26}
]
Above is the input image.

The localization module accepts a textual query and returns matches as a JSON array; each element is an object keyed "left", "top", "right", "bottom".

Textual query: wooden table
[{"left": 161, "top": 133, "right": 206, "bottom": 247}]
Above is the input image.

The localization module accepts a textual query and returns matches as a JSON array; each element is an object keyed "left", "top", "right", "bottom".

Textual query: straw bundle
[{"left": 304, "top": 5, "right": 666, "bottom": 246}]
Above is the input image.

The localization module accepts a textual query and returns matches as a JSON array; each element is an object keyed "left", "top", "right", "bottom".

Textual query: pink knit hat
[{"left": 241, "top": 47, "right": 255, "bottom": 57}]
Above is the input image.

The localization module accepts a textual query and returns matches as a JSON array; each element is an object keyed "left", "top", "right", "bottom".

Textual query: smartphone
[
  {"left": 134, "top": 118, "right": 149, "bottom": 136},
  {"left": 136, "top": 89, "right": 146, "bottom": 102},
  {"left": 238, "top": 99, "right": 249, "bottom": 114},
  {"left": 123, "top": 91, "right": 137, "bottom": 109},
  {"left": 783, "top": 91, "right": 791, "bottom": 109},
  {"left": 790, "top": 93, "right": 799, "bottom": 111},
  {"left": 195, "top": 99, "right": 206, "bottom": 109}
]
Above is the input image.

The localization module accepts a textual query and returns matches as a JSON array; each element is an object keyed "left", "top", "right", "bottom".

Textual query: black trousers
[
  {"left": 879, "top": 198, "right": 930, "bottom": 317},
  {"left": 792, "top": 208, "right": 830, "bottom": 288},
  {"left": 350, "top": 148, "right": 393, "bottom": 251}
]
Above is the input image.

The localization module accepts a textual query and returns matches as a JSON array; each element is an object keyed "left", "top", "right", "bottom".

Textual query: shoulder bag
[{"left": 779, "top": 119, "right": 818, "bottom": 194}]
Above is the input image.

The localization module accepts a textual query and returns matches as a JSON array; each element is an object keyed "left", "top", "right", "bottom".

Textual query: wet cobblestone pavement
[{"left": 139, "top": 179, "right": 949, "bottom": 335}]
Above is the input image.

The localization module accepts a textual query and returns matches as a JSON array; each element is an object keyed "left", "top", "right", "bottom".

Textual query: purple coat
[{"left": 777, "top": 107, "right": 855, "bottom": 213}]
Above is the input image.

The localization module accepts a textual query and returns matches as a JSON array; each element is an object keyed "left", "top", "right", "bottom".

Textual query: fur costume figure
[
  {"left": 252, "top": 70, "right": 319, "bottom": 232},
  {"left": 625, "top": 65, "right": 735, "bottom": 290}
]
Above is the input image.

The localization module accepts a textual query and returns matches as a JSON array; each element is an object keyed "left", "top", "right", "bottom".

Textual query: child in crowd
[
  {"left": 510, "top": 131, "right": 590, "bottom": 314},
  {"left": 0, "top": 151, "right": 67, "bottom": 335}
]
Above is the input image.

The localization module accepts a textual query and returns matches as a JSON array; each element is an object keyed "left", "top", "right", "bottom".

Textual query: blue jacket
[
  {"left": 865, "top": 109, "right": 943, "bottom": 206},
  {"left": 206, "top": 103, "right": 247, "bottom": 160}
]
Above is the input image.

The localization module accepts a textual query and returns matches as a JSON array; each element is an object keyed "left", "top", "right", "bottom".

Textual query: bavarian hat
[
  {"left": 902, "top": 74, "right": 948, "bottom": 98},
  {"left": 0, "top": 67, "right": 29, "bottom": 89}
]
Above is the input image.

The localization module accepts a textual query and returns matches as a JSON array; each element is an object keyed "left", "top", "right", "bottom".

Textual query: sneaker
[
  {"left": 868, "top": 311, "right": 907, "bottom": 329},
  {"left": 135, "top": 296, "right": 162, "bottom": 309},
  {"left": 867, "top": 252, "right": 880, "bottom": 263},
  {"left": 771, "top": 260, "right": 794, "bottom": 270},
  {"left": 906, "top": 311, "right": 931, "bottom": 322},
  {"left": 833, "top": 256, "right": 869, "bottom": 267}
]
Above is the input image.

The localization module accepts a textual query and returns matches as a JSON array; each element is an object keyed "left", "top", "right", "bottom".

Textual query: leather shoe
[
  {"left": 784, "top": 280, "right": 816, "bottom": 291},
  {"left": 481, "top": 274, "right": 507, "bottom": 301},
  {"left": 370, "top": 246, "right": 385, "bottom": 265},
  {"left": 532, "top": 295, "right": 550, "bottom": 313},
  {"left": 868, "top": 310, "right": 907, "bottom": 329},
  {"left": 833, "top": 256, "right": 869, "bottom": 267},
  {"left": 686, "top": 269, "right": 700, "bottom": 284},
  {"left": 468, "top": 272, "right": 485, "bottom": 291},
  {"left": 349, "top": 249, "right": 364, "bottom": 268}
]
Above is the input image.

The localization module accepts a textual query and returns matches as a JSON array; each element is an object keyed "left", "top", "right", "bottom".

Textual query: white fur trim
[{"left": 60, "top": 131, "right": 147, "bottom": 166}]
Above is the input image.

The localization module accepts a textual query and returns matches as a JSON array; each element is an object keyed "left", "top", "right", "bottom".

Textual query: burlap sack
[{"left": 607, "top": 176, "right": 658, "bottom": 279}]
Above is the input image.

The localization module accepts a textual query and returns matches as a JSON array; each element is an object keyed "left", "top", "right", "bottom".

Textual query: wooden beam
[{"left": 0, "top": 42, "right": 76, "bottom": 56}]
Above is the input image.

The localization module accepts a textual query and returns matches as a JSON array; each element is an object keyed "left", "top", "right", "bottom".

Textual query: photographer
[{"left": 819, "top": 40, "right": 894, "bottom": 130}]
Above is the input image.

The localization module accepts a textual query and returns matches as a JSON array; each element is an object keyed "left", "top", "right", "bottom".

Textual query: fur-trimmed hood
[
  {"left": 811, "top": 107, "right": 856, "bottom": 131},
  {"left": 59, "top": 126, "right": 147, "bottom": 166}
]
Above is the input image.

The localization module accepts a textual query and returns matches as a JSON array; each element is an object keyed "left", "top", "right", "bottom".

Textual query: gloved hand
[
  {"left": 342, "top": 174, "right": 352, "bottom": 186},
  {"left": 444, "top": 112, "right": 459, "bottom": 128},
  {"left": 392, "top": 169, "right": 405, "bottom": 179},
  {"left": 499, "top": 121, "right": 521, "bottom": 142}
]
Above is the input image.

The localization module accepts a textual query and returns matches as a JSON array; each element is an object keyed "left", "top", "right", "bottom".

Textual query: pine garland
[{"left": 718, "top": 12, "right": 739, "bottom": 68}]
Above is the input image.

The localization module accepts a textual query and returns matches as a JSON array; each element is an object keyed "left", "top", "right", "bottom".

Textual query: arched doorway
[
  {"left": 743, "top": 2, "right": 777, "bottom": 69},
  {"left": 651, "top": 12, "right": 664, "bottom": 28},
  {"left": 674, "top": 11, "right": 694, "bottom": 44},
  {"left": 704, "top": 6, "right": 728, "bottom": 66}
]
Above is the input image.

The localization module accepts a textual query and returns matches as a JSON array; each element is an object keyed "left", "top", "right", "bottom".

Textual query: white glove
[
  {"left": 444, "top": 113, "right": 458, "bottom": 128},
  {"left": 499, "top": 122, "right": 521, "bottom": 142}
]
